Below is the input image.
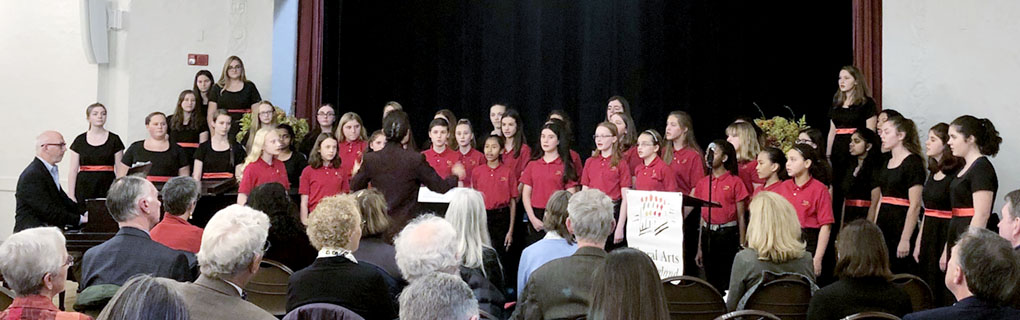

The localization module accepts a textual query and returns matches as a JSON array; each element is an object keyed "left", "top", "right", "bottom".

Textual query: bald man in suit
[{"left": 14, "top": 131, "right": 85, "bottom": 232}]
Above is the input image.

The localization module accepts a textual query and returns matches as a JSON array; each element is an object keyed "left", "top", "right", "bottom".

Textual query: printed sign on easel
[{"left": 625, "top": 190, "right": 685, "bottom": 278}]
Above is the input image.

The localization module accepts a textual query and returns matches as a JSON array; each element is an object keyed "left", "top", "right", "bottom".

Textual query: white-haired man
[
  {"left": 399, "top": 272, "right": 480, "bottom": 320},
  {"left": 514, "top": 189, "right": 616, "bottom": 320},
  {"left": 0, "top": 227, "right": 90, "bottom": 319},
  {"left": 14, "top": 131, "right": 85, "bottom": 232},
  {"left": 171, "top": 204, "right": 276, "bottom": 320}
]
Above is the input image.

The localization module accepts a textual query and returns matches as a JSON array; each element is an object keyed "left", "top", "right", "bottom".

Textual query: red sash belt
[
  {"left": 881, "top": 196, "right": 910, "bottom": 206},
  {"left": 952, "top": 208, "right": 975, "bottom": 217},
  {"left": 203, "top": 172, "right": 234, "bottom": 179},
  {"left": 835, "top": 128, "right": 857, "bottom": 135},
  {"left": 924, "top": 209, "right": 953, "bottom": 219},
  {"left": 845, "top": 199, "right": 871, "bottom": 207},
  {"left": 80, "top": 165, "right": 114, "bottom": 172},
  {"left": 227, "top": 109, "right": 250, "bottom": 114},
  {"left": 146, "top": 176, "right": 172, "bottom": 183},
  {"left": 177, "top": 142, "right": 200, "bottom": 148}
]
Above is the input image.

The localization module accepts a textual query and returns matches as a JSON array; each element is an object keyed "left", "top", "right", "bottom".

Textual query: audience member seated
[
  {"left": 807, "top": 220, "right": 912, "bottom": 319},
  {"left": 727, "top": 191, "right": 815, "bottom": 310},
  {"left": 247, "top": 182, "right": 317, "bottom": 271},
  {"left": 904, "top": 228, "right": 1020, "bottom": 320},
  {"left": 446, "top": 189, "right": 505, "bottom": 293},
  {"left": 352, "top": 189, "right": 401, "bottom": 280},
  {"left": 998, "top": 189, "right": 1020, "bottom": 252},
  {"left": 80, "top": 176, "right": 194, "bottom": 291},
  {"left": 394, "top": 214, "right": 504, "bottom": 316},
  {"left": 286, "top": 195, "right": 397, "bottom": 320},
  {"left": 0, "top": 227, "right": 91, "bottom": 320},
  {"left": 587, "top": 248, "right": 669, "bottom": 320},
  {"left": 515, "top": 189, "right": 615, "bottom": 320},
  {"left": 516, "top": 190, "right": 577, "bottom": 300},
  {"left": 398, "top": 272, "right": 479, "bottom": 320},
  {"left": 173, "top": 204, "right": 277, "bottom": 320},
  {"left": 14, "top": 131, "right": 84, "bottom": 232},
  {"left": 95, "top": 274, "right": 188, "bottom": 320},
  {"left": 150, "top": 176, "right": 204, "bottom": 253}
]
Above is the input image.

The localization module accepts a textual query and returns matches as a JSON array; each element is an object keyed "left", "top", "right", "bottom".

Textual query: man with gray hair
[
  {"left": 997, "top": 189, "right": 1020, "bottom": 252},
  {"left": 904, "top": 227, "right": 1020, "bottom": 319},
  {"left": 172, "top": 204, "right": 276, "bottom": 320},
  {"left": 14, "top": 130, "right": 85, "bottom": 232},
  {"left": 80, "top": 176, "right": 193, "bottom": 291},
  {"left": 393, "top": 214, "right": 461, "bottom": 280},
  {"left": 515, "top": 189, "right": 615, "bottom": 320},
  {"left": 399, "top": 272, "right": 480, "bottom": 320}
]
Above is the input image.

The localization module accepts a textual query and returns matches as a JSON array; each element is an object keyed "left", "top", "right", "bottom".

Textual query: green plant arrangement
[
  {"left": 752, "top": 103, "right": 809, "bottom": 152},
  {"left": 236, "top": 107, "right": 310, "bottom": 144}
]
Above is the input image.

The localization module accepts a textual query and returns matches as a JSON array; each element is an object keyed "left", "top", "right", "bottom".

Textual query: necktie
[{"left": 49, "top": 166, "right": 61, "bottom": 191}]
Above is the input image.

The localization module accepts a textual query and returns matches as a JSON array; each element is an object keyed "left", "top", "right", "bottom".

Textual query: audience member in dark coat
[
  {"left": 14, "top": 131, "right": 84, "bottom": 232},
  {"left": 80, "top": 176, "right": 194, "bottom": 290},
  {"left": 247, "top": 182, "right": 317, "bottom": 271},
  {"left": 286, "top": 195, "right": 396, "bottom": 320},
  {"left": 352, "top": 189, "right": 403, "bottom": 280}
]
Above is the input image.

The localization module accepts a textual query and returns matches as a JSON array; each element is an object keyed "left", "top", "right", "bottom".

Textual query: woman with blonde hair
[
  {"left": 351, "top": 188, "right": 400, "bottom": 279},
  {"left": 726, "top": 191, "right": 815, "bottom": 310},
  {"left": 445, "top": 188, "right": 504, "bottom": 290},
  {"left": 236, "top": 127, "right": 287, "bottom": 204},
  {"left": 207, "top": 56, "right": 262, "bottom": 138}
]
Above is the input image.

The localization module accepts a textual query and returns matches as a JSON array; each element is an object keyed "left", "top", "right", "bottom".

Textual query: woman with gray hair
[
  {"left": 96, "top": 274, "right": 188, "bottom": 320},
  {"left": 286, "top": 194, "right": 397, "bottom": 320},
  {"left": 150, "top": 176, "right": 204, "bottom": 253},
  {"left": 445, "top": 188, "right": 505, "bottom": 291},
  {"left": 516, "top": 190, "right": 577, "bottom": 299},
  {"left": 0, "top": 227, "right": 91, "bottom": 320}
]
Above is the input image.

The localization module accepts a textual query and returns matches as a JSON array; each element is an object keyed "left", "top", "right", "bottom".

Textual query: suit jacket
[
  {"left": 14, "top": 157, "right": 82, "bottom": 232},
  {"left": 515, "top": 246, "right": 607, "bottom": 320},
  {"left": 80, "top": 227, "right": 194, "bottom": 290},
  {"left": 286, "top": 256, "right": 396, "bottom": 320},
  {"left": 350, "top": 142, "right": 457, "bottom": 233},
  {"left": 173, "top": 275, "right": 277, "bottom": 320},
  {"left": 904, "top": 296, "right": 1020, "bottom": 320},
  {"left": 806, "top": 277, "right": 912, "bottom": 320}
]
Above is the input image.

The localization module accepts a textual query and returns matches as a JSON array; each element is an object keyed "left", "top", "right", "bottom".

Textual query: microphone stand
[{"left": 703, "top": 146, "right": 714, "bottom": 270}]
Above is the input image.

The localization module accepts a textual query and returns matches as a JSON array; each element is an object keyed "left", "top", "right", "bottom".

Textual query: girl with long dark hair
[
  {"left": 520, "top": 121, "right": 579, "bottom": 247},
  {"left": 873, "top": 116, "right": 925, "bottom": 274},
  {"left": 913, "top": 122, "right": 962, "bottom": 306}
]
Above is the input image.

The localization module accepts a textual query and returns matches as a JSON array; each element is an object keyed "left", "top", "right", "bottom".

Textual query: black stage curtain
[{"left": 322, "top": 0, "right": 852, "bottom": 156}]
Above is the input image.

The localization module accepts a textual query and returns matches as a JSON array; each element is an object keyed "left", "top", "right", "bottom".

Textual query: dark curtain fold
[{"left": 322, "top": 0, "right": 852, "bottom": 154}]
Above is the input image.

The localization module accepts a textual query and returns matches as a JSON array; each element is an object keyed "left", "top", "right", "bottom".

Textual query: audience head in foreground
[
  {"left": 306, "top": 194, "right": 363, "bottom": 252},
  {"left": 106, "top": 175, "right": 162, "bottom": 229},
  {"left": 746, "top": 191, "right": 807, "bottom": 262},
  {"left": 0, "top": 227, "right": 77, "bottom": 301},
  {"left": 588, "top": 248, "right": 669, "bottom": 320},
  {"left": 566, "top": 189, "right": 616, "bottom": 247},
  {"left": 394, "top": 214, "right": 460, "bottom": 281},
  {"left": 399, "top": 272, "right": 478, "bottom": 320},
  {"left": 543, "top": 190, "right": 575, "bottom": 243},
  {"left": 998, "top": 189, "right": 1020, "bottom": 249},
  {"left": 96, "top": 274, "right": 188, "bottom": 320},
  {"left": 149, "top": 176, "right": 203, "bottom": 253},
  {"left": 444, "top": 188, "right": 493, "bottom": 271},
  {"left": 834, "top": 219, "right": 893, "bottom": 280},
  {"left": 161, "top": 176, "right": 200, "bottom": 218},
  {"left": 904, "top": 227, "right": 1020, "bottom": 320}
]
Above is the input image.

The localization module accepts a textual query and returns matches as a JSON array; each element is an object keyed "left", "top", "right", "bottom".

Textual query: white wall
[
  {"left": 0, "top": 0, "right": 275, "bottom": 240},
  {"left": 884, "top": 0, "right": 1020, "bottom": 213}
]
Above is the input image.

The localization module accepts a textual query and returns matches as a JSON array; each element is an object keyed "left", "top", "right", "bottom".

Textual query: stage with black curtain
[{"left": 321, "top": 0, "right": 852, "bottom": 153}]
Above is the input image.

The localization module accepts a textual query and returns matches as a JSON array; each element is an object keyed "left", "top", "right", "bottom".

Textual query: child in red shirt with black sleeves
[
  {"left": 692, "top": 139, "right": 749, "bottom": 292},
  {"left": 521, "top": 122, "right": 579, "bottom": 247},
  {"left": 581, "top": 122, "right": 632, "bottom": 248}
]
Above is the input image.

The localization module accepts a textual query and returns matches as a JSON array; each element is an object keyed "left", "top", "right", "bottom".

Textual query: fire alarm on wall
[{"left": 187, "top": 54, "right": 209, "bottom": 66}]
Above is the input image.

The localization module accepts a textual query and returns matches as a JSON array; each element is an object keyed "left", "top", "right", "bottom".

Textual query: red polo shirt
[
  {"left": 624, "top": 146, "right": 643, "bottom": 174},
  {"left": 150, "top": 214, "right": 203, "bottom": 253},
  {"left": 737, "top": 160, "right": 766, "bottom": 193},
  {"left": 239, "top": 158, "right": 290, "bottom": 194},
  {"left": 299, "top": 164, "right": 347, "bottom": 213},
  {"left": 422, "top": 147, "right": 461, "bottom": 179},
  {"left": 581, "top": 153, "right": 631, "bottom": 200},
  {"left": 338, "top": 140, "right": 367, "bottom": 188},
  {"left": 459, "top": 148, "right": 486, "bottom": 187},
  {"left": 632, "top": 157, "right": 678, "bottom": 192},
  {"left": 752, "top": 181, "right": 783, "bottom": 197},
  {"left": 774, "top": 177, "right": 834, "bottom": 229},
  {"left": 502, "top": 144, "right": 532, "bottom": 179},
  {"left": 668, "top": 147, "right": 706, "bottom": 194},
  {"left": 471, "top": 163, "right": 519, "bottom": 209},
  {"left": 569, "top": 150, "right": 583, "bottom": 175},
  {"left": 692, "top": 172, "right": 749, "bottom": 225},
  {"left": 520, "top": 156, "right": 578, "bottom": 209}
]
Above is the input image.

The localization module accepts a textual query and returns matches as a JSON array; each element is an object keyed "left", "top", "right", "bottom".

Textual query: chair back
[
  {"left": 282, "top": 303, "right": 366, "bottom": 320},
  {"left": 741, "top": 272, "right": 814, "bottom": 320},
  {"left": 661, "top": 276, "right": 727, "bottom": 320},
  {"left": 890, "top": 274, "right": 933, "bottom": 312},
  {"left": 0, "top": 286, "right": 14, "bottom": 310},
  {"left": 245, "top": 259, "right": 294, "bottom": 316},
  {"left": 841, "top": 311, "right": 901, "bottom": 320},
  {"left": 715, "top": 310, "right": 782, "bottom": 320}
]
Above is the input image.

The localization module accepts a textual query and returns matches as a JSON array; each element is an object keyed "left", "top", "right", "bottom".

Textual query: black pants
[
  {"left": 701, "top": 225, "right": 739, "bottom": 293},
  {"left": 487, "top": 206, "right": 514, "bottom": 295},
  {"left": 803, "top": 227, "right": 836, "bottom": 285},
  {"left": 605, "top": 200, "right": 627, "bottom": 251},
  {"left": 522, "top": 207, "right": 546, "bottom": 249}
]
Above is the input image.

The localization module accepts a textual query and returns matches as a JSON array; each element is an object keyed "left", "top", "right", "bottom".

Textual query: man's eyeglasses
[
  {"left": 42, "top": 143, "right": 66, "bottom": 149},
  {"left": 260, "top": 240, "right": 272, "bottom": 254},
  {"left": 64, "top": 255, "right": 74, "bottom": 267}
]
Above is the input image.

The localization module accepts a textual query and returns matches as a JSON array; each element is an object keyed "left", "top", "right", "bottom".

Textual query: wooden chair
[
  {"left": 891, "top": 274, "right": 933, "bottom": 312},
  {"left": 0, "top": 286, "right": 14, "bottom": 310},
  {"left": 715, "top": 310, "right": 782, "bottom": 320},
  {"left": 841, "top": 311, "right": 901, "bottom": 320},
  {"left": 245, "top": 259, "right": 294, "bottom": 316},
  {"left": 661, "top": 276, "right": 728, "bottom": 320},
  {"left": 741, "top": 273, "right": 813, "bottom": 320}
]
